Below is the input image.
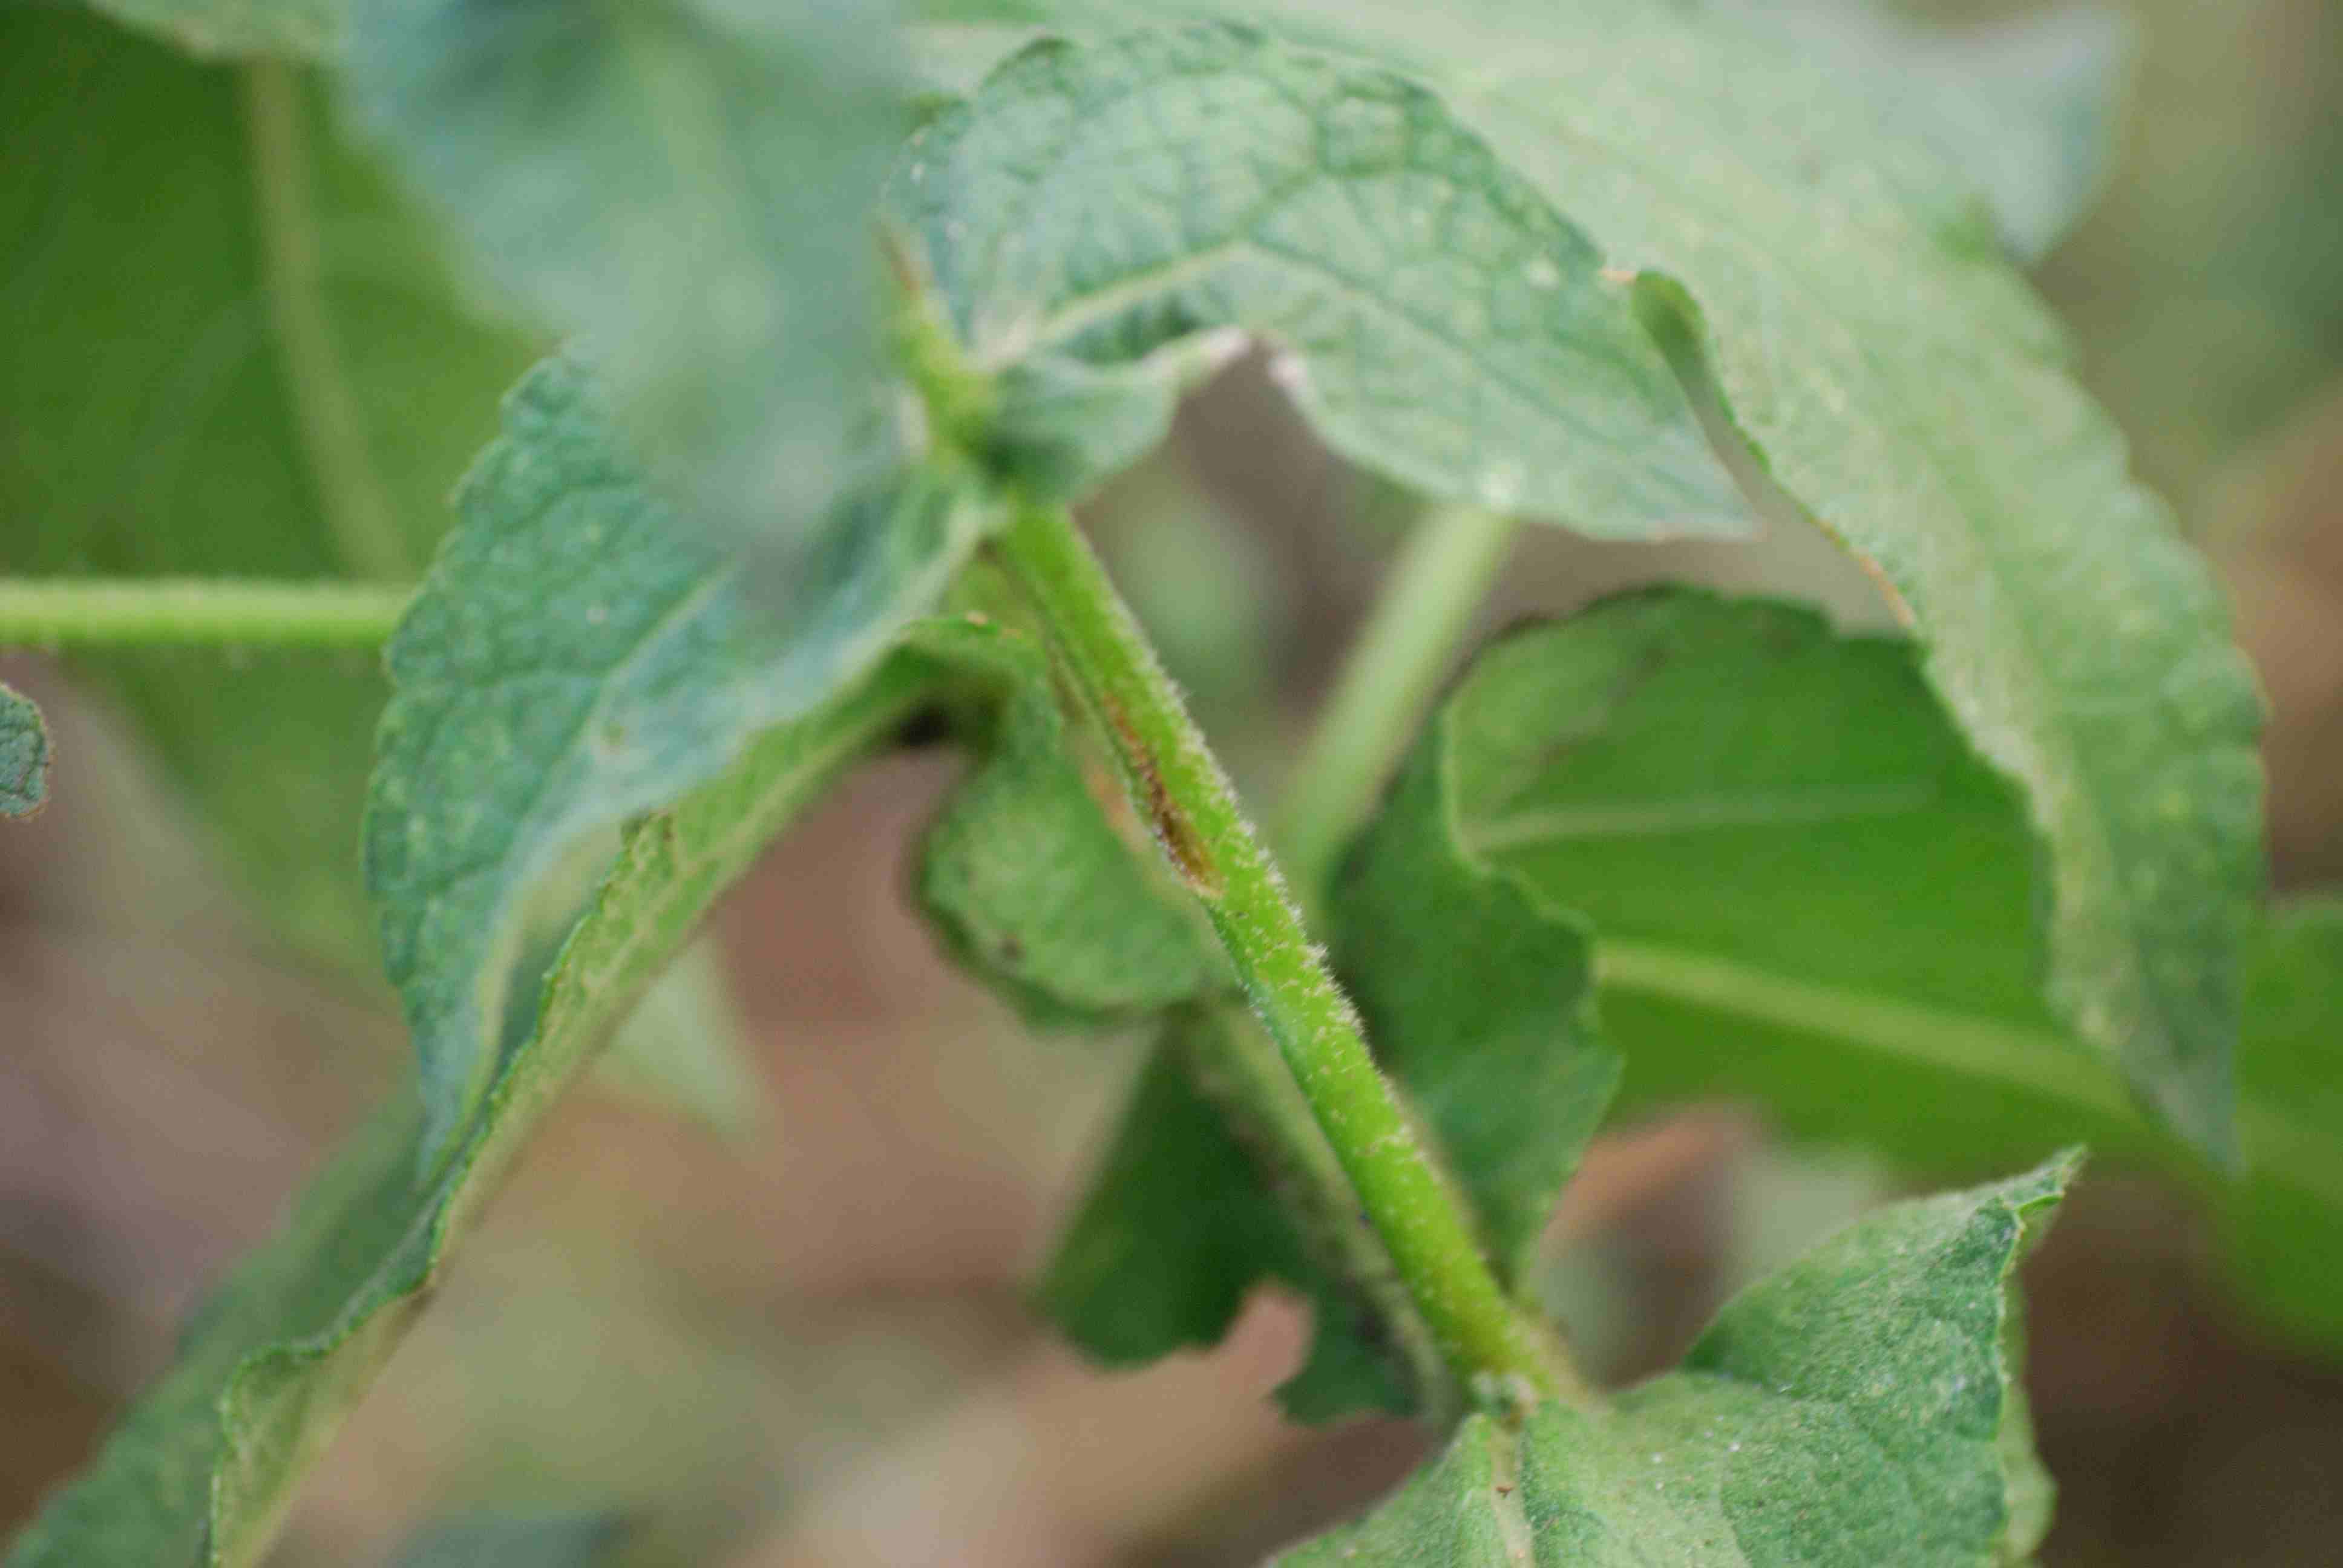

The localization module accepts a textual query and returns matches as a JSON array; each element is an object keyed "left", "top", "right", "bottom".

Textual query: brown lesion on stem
[{"left": 1100, "top": 692, "right": 1222, "bottom": 900}]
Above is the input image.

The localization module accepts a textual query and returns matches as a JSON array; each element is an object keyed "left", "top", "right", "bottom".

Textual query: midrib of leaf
[
  {"left": 1015, "top": 239, "right": 1242, "bottom": 353},
  {"left": 1596, "top": 938, "right": 2343, "bottom": 1212},
  {"left": 1466, "top": 783, "right": 1940, "bottom": 852},
  {"left": 240, "top": 59, "right": 411, "bottom": 581}
]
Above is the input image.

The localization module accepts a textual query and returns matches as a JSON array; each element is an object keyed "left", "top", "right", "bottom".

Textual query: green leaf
[
  {"left": 1275, "top": 1157, "right": 2077, "bottom": 1565},
  {"left": 2226, "top": 900, "right": 2343, "bottom": 1351},
  {"left": 344, "top": 0, "right": 910, "bottom": 558},
  {"left": 887, "top": 24, "right": 1749, "bottom": 535},
  {"left": 917, "top": 0, "right": 2263, "bottom": 1162},
  {"left": 1369, "top": 0, "right": 2263, "bottom": 1164},
  {"left": 1038, "top": 1012, "right": 1426, "bottom": 1420},
  {"left": 916, "top": 621, "right": 1227, "bottom": 1025},
  {"left": 1715, "top": 0, "right": 2133, "bottom": 261},
  {"left": 390, "top": 1513, "right": 624, "bottom": 1568},
  {"left": 0, "top": 7, "right": 535, "bottom": 972},
  {"left": 1377, "top": 590, "right": 2343, "bottom": 1362},
  {"left": 1402, "top": 590, "right": 2062, "bottom": 1135},
  {"left": 71, "top": 0, "right": 339, "bottom": 59},
  {"left": 0, "top": 682, "right": 51, "bottom": 818},
  {"left": 2, "top": 652, "right": 936, "bottom": 1568},
  {"left": 364, "top": 353, "right": 989, "bottom": 1156}
]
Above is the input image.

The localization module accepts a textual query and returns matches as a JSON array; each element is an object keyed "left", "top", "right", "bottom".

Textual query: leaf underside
[
  {"left": 363, "top": 353, "right": 988, "bottom": 1155},
  {"left": 1276, "top": 1158, "right": 2076, "bottom": 1566},
  {"left": 888, "top": 23, "right": 1749, "bottom": 535}
]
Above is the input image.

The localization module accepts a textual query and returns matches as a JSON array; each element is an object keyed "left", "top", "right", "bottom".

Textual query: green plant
[{"left": 3, "top": 0, "right": 2336, "bottom": 1563}]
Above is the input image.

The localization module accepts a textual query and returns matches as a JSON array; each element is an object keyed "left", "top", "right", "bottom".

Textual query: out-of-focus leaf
[
  {"left": 917, "top": 0, "right": 2263, "bottom": 1165},
  {"left": 1714, "top": 0, "right": 2133, "bottom": 260},
  {"left": 1276, "top": 1157, "right": 2076, "bottom": 1565},
  {"left": 71, "top": 0, "right": 339, "bottom": 59},
  {"left": 2225, "top": 900, "right": 2343, "bottom": 1350},
  {"left": 364, "top": 353, "right": 988, "bottom": 1156},
  {"left": 390, "top": 1512, "right": 623, "bottom": 1568},
  {"left": 344, "top": 0, "right": 909, "bottom": 561},
  {"left": 888, "top": 24, "right": 1749, "bottom": 535},
  {"left": 0, "top": 682, "right": 51, "bottom": 818},
  {"left": 0, "top": 7, "right": 534, "bottom": 970},
  {"left": 2, "top": 650, "right": 939, "bottom": 1568}
]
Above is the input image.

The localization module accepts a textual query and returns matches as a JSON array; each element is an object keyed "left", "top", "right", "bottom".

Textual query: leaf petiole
[
  {"left": 0, "top": 578, "right": 410, "bottom": 648},
  {"left": 1279, "top": 503, "right": 1518, "bottom": 902}
]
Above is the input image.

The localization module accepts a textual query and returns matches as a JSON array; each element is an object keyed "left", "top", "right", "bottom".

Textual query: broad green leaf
[
  {"left": 0, "top": 6, "right": 534, "bottom": 972},
  {"left": 390, "top": 1513, "right": 623, "bottom": 1568},
  {"left": 886, "top": 24, "right": 1749, "bottom": 536},
  {"left": 916, "top": 626, "right": 1226, "bottom": 1025},
  {"left": 344, "top": 0, "right": 909, "bottom": 560},
  {"left": 2, "top": 652, "right": 937, "bottom": 1568},
  {"left": 918, "top": 0, "right": 2264, "bottom": 1161},
  {"left": 364, "top": 353, "right": 989, "bottom": 1155},
  {"left": 72, "top": 0, "right": 338, "bottom": 59},
  {"left": 1365, "top": 0, "right": 2263, "bottom": 1164},
  {"left": 1376, "top": 590, "right": 2343, "bottom": 1360},
  {"left": 1276, "top": 1157, "right": 2076, "bottom": 1565},
  {"left": 0, "top": 682, "right": 50, "bottom": 818}
]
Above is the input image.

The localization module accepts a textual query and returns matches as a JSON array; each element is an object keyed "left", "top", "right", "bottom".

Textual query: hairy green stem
[
  {"left": 995, "top": 500, "right": 1582, "bottom": 1411},
  {"left": 1280, "top": 503, "right": 1516, "bottom": 899},
  {"left": 0, "top": 578, "right": 410, "bottom": 648}
]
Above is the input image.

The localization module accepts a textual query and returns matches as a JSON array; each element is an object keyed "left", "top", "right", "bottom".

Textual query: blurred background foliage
[{"left": 3, "top": 0, "right": 2342, "bottom": 1563}]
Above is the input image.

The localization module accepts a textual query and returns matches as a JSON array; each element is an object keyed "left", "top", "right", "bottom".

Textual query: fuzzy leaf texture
[
  {"left": 886, "top": 24, "right": 1749, "bottom": 533},
  {"left": 913, "top": 0, "right": 2262, "bottom": 1163},
  {"left": 1276, "top": 1157, "right": 2076, "bottom": 1566},
  {"left": 0, "top": 7, "right": 534, "bottom": 971},
  {"left": 3, "top": 651, "right": 939, "bottom": 1568},
  {"left": 0, "top": 683, "right": 50, "bottom": 818},
  {"left": 364, "top": 354, "right": 988, "bottom": 1155},
  {"left": 344, "top": 0, "right": 910, "bottom": 560}
]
